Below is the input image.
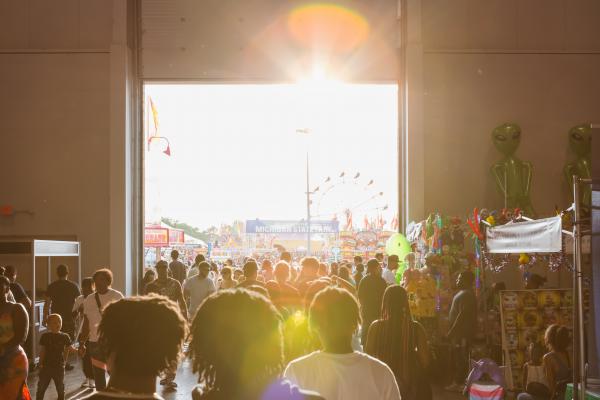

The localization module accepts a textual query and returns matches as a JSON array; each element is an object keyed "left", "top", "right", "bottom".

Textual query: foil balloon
[{"left": 385, "top": 233, "right": 411, "bottom": 281}]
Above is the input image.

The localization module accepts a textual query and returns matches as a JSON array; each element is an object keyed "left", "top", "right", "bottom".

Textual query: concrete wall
[
  {"left": 415, "top": 0, "right": 600, "bottom": 217},
  {"left": 0, "top": 0, "right": 113, "bottom": 293}
]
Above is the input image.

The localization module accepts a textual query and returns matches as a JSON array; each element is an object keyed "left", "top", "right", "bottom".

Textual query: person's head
[
  {"left": 155, "top": 260, "right": 169, "bottom": 280},
  {"left": 221, "top": 266, "right": 233, "bottom": 281},
  {"left": 280, "top": 251, "right": 292, "bottom": 264},
  {"left": 0, "top": 276, "right": 9, "bottom": 302},
  {"left": 355, "top": 263, "right": 364, "bottom": 274},
  {"left": 525, "top": 273, "right": 546, "bottom": 290},
  {"left": 330, "top": 262, "right": 339, "bottom": 276},
  {"left": 300, "top": 257, "right": 319, "bottom": 278},
  {"left": 366, "top": 258, "right": 381, "bottom": 276},
  {"left": 243, "top": 260, "right": 258, "bottom": 280},
  {"left": 456, "top": 270, "right": 475, "bottom": 290},
  {"left": 261, "top": 259, "right": 273, "bottom": 273},
  {"left": 171, "top": 249, "right": 180, "bottom": 261},
  {"left": 381, "top": 284, "right": 411, "bottom": 321},
  {"left": 225, "top": 258, "right": 233, "bottom": 267},
  {"left": 3, "top": 265, "right": 16, "bottom": 282},
  {"left": 387, "top": 254, "right": 399, "bottom": 270},
  {"left": 545, "top": 324, "right": 570, "bottom": 353},
  {"left": 47, "top": 313, "right": 62, "bottom": 333},
  {"left": 404, "top": 252, "right": 416, "bottom": 269},
  {"left": 197, "top": 261, "right": 211, "bottom": 279},
  {"left": 143, "top": 269, "right": 156, "bottom": 285},
  {"left": 93, "top": 268, "right": 113, "bottom": 293},
  {"left": 353, "top": 255, "right": 363, "bottom": 265},
  {"left": 274, "top": 261, "right": 290, "bottom": 283},
  {"left": 57, "top": 264, "right": 69, "bottom": 279},
  {"left": 528, "top": 341, "right": 545, "bottom": 365},
  {"left": 338, "top": 265, "right": 351, "bottom": 281},
  {"left": 189, "top": 289, "right": 283, "bottom": 395},
  {"left": 81, "top": 277, "right": 95, "bottom": 296},
  {"left": 309, "top": 287, "right": 360, "bottom": 350},
  {"left": 99, "top": 295, "right": 187, "bottom": 380},
  {"left": 233, "top": 268, "right": 243, "bottom": 281},
  {"left": 375, "top": 252, "right": 384, "bottom": 263},
  {"left": 318, "top": 263, "right": 328, "bottom": 277},
  {"left": 195, "top": 254, "right": 206, "bottom": 265}
]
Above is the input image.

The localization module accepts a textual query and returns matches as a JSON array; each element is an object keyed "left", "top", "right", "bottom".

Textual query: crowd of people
[{"left": 0, "top": 249, "right": 572, "bottom": 400}]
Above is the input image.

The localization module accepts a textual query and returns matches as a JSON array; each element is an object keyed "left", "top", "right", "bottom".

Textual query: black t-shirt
[
  {"left": 357, "top": 274, "right": 388, "bottom": 323},
  {"left": 9, "top": 282, "right": 28, "bottom": 304},
  {"left": 448, "top": 289, "right": 477, "bottom": 340},
  {"left": 40, "top": 331, "right": 71, "bottom": 368},
  {"left": 47, "top": 279, "right": 81, "bottom": 323},
  {"left": 169, "top": 260, "right": 188, "bottom": 285}
]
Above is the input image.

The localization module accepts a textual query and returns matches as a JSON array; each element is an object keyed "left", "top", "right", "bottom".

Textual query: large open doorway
[{"left": 143, "top": 82, "right": 398, "bottom": 269}]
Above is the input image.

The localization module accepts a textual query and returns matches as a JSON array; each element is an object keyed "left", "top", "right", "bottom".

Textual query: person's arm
[
  {"left": 10, "top": 303, "right": 28, "bottom": 346},
  {"left": 39, "top": 345, "right": 46, "bottom": 368},
  {"left": 543, "top": 355, "right": 556, "bottom": 394},
  {"left": 63, "top": 336, "right": 72, "bottom": 363},
  {"left": 183, "top": 281, "right": 191, "bottom": 305},
  {"left": 522, "top": 363, "right": 529, "bottom": 390},
  {"left": 176, "top": 283, "right": 188, "bottom": 319},
  {"left": 43, "top": 284, "right": 53, "bottom": 326},
  {"left": 78, "top": 314, "right": 90, "bottom": 356},
  {"left": 364, "top": 320, "right": 380, "bottom": 356}
]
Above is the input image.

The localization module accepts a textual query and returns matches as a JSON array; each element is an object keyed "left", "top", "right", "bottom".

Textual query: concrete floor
[{"left": 28, "top": 355, "right": 466, "bottom": 400}]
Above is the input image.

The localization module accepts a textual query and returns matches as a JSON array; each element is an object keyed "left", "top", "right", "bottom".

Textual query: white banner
[{"left": 486, "top": 216, "right": 562, "bottom": 253}]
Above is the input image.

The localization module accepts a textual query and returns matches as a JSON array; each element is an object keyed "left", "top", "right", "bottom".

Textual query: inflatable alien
[
  {"left": 490, "top": 123, "right": 536, "bottom": 216},
  {"left": 564, "top": 124, "right": 592, "bottom": 207}
]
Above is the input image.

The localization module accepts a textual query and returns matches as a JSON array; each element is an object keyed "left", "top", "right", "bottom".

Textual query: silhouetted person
[
  {"left": 169, "top": 250, "right": 188, "bottom": 285},
  {"left": 446, "top": 271, "right": 477, "bottom": 391},
  {"left": 357, "top": 259, "right": 387, "bottom": 345}
]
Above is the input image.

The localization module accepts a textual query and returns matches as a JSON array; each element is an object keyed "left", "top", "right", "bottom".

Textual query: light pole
[{"left": 296, "top": 128, "right": 315, "bottom": 255}]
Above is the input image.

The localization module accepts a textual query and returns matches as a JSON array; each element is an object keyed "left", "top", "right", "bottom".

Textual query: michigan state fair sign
[
  {"left": 245, "top": 220, "right": 339, "bottom": 234},
  {"left": 486, "top": 216, "right": 562, "bottom": 253}
]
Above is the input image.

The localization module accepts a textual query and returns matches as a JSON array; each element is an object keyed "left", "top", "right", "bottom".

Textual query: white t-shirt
[
  {"left": 183, "top": 276, "right": 216, "bottom": 317},
  {"left": 82, "top": 289, "right": 124, "bottom": 342},
  {"left": 382, "top": 269, "right": 397, "bottom": 285},
  {"left": 284, "top": 351, "right": 401, "bottom": 400}
]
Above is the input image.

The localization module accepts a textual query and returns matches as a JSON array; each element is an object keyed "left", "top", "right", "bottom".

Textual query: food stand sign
[{"left": 145, "top": 227, "right": 169, "bottom": 247}]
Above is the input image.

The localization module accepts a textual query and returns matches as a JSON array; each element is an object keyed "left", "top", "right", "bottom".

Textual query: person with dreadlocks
[
  {"left": 365, "top": 285, "right": 432, "bottom": 400},
  {"left": 189, "top": 288, "right": 323, "bottom": 400}
]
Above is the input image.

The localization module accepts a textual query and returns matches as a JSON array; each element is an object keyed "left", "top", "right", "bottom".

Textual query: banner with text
[
  {"left": 245, "top": 220, "right": 339, "bottom": 234},
  {"left": 486, "top": 216, "right": 562, "bottom": 253}
]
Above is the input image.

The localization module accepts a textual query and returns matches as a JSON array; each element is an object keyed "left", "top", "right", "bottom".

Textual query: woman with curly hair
[
  {"left": 82, "top": 295, "right": 187, "bottom": 400},
  {"left": 189, "top": 288, "right": 323, "bottom": 399}
]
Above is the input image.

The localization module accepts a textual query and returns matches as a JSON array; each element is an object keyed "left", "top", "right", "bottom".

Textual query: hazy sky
[{"left": 145, "top": 83, "right": 397, "bottom": 231}]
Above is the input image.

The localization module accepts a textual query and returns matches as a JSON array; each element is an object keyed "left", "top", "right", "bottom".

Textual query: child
[
  {"left": 73, "top": 277, "right": 95, "bottom": 388},
  {"left": 36, "top": 314, "right": 75, "bottom": 400},
  {"left": 519, "top": 341, "right": 550, "bottom": 399}
]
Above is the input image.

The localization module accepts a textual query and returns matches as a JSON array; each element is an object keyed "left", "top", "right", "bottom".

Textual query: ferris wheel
[{"left": 311, "top": 171, "right": 389, "bottom": 230}]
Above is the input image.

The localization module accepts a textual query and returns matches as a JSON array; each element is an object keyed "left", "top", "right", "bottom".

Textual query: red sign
[
  {"left": 145, "top": 227, "right": 169, "bottom": 247},
  {"left": 169, "top": 229, "right": 184, "bottom": 245}
]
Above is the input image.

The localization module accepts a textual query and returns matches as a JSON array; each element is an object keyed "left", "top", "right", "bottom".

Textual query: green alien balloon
[
  {"left": 564, "top": 124, "right": 592, "bottom": 207},
  {"left": 385, "top": 233, "right": 411, "bottom": 281},
  {"left": 490, "top": 123, "right": 536, "bottom": 216}
]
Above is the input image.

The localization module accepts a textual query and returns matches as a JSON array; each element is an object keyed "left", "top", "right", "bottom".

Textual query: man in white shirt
[
  {"left": 79, "top": 269, "right": 123, "bottom": 390},
  {"left": 382, "top": 255, "right": 399, "bottom": 285},
  {"left": 284, "top": 287, "right": 400, "bottom": 400},
  {"left": 183, "top": 261, "right": 216, "bottom": 318}
]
